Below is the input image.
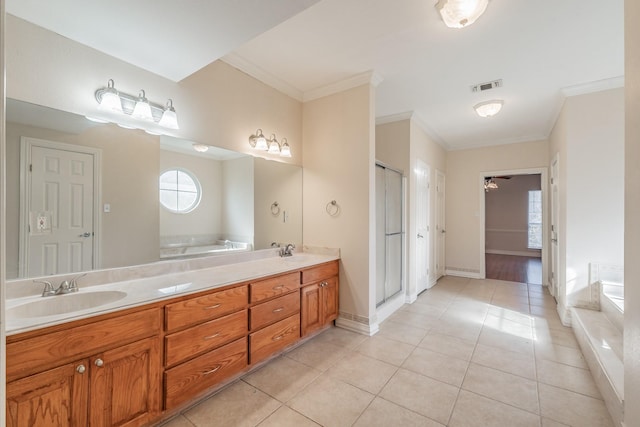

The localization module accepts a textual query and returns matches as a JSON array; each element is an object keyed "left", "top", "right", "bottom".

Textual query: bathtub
[{"left": 160, "top": 241, "right": 251, "bottom": 259}]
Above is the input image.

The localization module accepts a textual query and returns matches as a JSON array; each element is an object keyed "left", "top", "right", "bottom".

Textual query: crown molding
[
  {"left": 303, "top": 70, "right": 384, "bottom": 102},
  {"left": 376, "top": 111, "right": 450, "bottom": 150},
  {"left": 561, "top": 76, "right": 624, "bottom": 98},
  {"left": 221, "top": 53, "right": 303, "bottom": 101},
  {"left": 446, "top": 133, "right": 549, "bottom": 151}
]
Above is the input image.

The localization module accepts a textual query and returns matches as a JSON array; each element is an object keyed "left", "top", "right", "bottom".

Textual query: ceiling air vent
[{"left": 471, "top": 79, "right": 503, "bottom": 93}]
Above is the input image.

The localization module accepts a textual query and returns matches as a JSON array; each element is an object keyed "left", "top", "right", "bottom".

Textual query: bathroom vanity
[{"left": 5, "top": 253, "right": 339, "bottom": 427}]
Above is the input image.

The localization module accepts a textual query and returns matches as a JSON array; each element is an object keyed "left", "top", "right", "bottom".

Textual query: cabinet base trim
[{"left": 335, "top": 316, "right": 379, "bottom": 336}]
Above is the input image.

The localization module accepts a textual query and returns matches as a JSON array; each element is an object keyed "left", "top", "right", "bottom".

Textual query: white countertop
[{"left": 6, "top": 252, "right": 339, "bottom": 335}]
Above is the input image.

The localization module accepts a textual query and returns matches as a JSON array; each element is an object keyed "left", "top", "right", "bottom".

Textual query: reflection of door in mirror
[{"left": 20, "top": 138, "right": 100, "bottom": 277}]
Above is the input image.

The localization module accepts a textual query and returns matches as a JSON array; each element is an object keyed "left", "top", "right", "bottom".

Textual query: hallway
[
  {"left": 485, "top": 253, "right": 543, "bottom": 285},
  {"left": 163, "top": 276, "right": 611, "bottom": 427}
]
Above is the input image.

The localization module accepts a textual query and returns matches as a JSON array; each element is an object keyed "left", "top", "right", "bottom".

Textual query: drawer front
[
  {"left": 249, "top": 314, "right": 300, "bottom": 364},
  {"left": 164, "top": 337, "right": 247, "bottom": 410},
  {"left": 250, "top": 272, "right": 299, "bottom": 303},
  {"left": 165, "top": 286, "right": 248, "bottom": 332},
  {"left": 250, "top": 291, "right": 300, "bottom": 331},
  {"left": 165, "top": 310, "right": 248, "bottom": 367},
  {"left": 7, "top": 308, "right": 161, "bottom": 382},
  {"left": 301, "top": 261, "right": 339, "bottom": 284}
]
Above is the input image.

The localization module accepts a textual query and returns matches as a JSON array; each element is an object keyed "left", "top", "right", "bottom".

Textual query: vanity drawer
[
  {"left": 165, "top": 310, "right": 248, "bottom": 367},
  {"left": 250, "top": 272, "right": 299, "bottom": 303},
  {"left": 165, "top": 285, "right": 248, "bottom": 332},
  {"left": 164, "top": 337, "right": 247, "bottom": 410},
  {"left": 7, "top": 307, "right": 162, "bottom": 381},
  {"left": 249, "top": 314, "right": 300, "bottom": 364},
  {"left": 250, "top": 291, "right": 300, "bottom": 331},
  {"left": 301, "top": 261, "right": 339, "bottom": 285}
]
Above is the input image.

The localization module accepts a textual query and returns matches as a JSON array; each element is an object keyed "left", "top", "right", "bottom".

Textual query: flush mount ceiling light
[
  {"left": 94, "top": 79, "right": 180, "bottom": 129},
  {"left": 436, "top": 0, "right": 489, "bottom": 28},
  {"left": 249, "top": 129, "right": 292, "bottom": 157},
  {"left": 474, "top": 99, "right": 504, "bottom": 117},
  {"left": 192, "top": 143, "right": 209, "bottom": 153}
]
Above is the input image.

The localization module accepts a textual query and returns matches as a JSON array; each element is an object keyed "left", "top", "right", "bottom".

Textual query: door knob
[
  {"left": 441, "top": 229, "right": 446, "bottom": 234},
  {"left": 79, "top": 232, "right": 91, "bottom": 238},
  {"left": 417, "top": 233, "right": 424, "bottom": 238}
]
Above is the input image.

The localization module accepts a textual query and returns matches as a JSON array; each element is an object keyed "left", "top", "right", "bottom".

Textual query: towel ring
[
  {"left": 326, "top": 200, "right": 339, "bottom": 216},
  {"left": 270, "top": 202, "right": 280, "bottom": 215}
]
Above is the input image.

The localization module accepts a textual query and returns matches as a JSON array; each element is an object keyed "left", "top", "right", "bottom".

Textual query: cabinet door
[
  {"left": 323, "top": 277, "right": 339, "bottom": 324},
  {"left": 300, "top": 283, "right": 322, "bottom": 336},
  {"left": 89, "top": 337, "right": 161, "bottom": 427},
  {"left": 7, "top": 361, "right": 89, "bottom": 427}
]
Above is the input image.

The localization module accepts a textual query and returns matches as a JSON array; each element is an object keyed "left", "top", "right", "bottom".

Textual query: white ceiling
[{"left": 7, "top": 0, "right": 624, "bottom": 150}]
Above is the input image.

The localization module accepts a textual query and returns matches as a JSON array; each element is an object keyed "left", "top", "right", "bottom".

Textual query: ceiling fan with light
[{"left": 484, "top": 175, "right": 511, "bottom": 192}]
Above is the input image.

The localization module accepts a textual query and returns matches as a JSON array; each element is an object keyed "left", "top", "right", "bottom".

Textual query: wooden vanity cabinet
[
  {"left": 301, "top": 261, "right": 339, "bottom": 337},
  {"left": 6, "top": 308, "right": 162, "bottom": 427},
  {"left": 163, "top": 285, "right": 249, "bottom": 410},
  {"left": 248, "top": 274, "right": 301, "bottom": 364}
]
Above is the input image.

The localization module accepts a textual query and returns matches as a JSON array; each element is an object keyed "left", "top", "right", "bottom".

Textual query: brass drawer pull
[
  {"left": 204, "top": 333, "right": 221, "bottom": 340},
  {"left": 203, "top": 365, "right": 221, "bottom": 375},
  {"left": 272, "top": 307, "right": 284, "bottom": 313},
  {"left": 272, "top": 285, "right": 284, "bottom": 290},
  {"left": 205, "top": 304, "right": 222, "bottom": 310}
]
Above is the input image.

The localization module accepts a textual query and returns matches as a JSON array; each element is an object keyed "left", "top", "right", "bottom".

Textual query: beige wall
[
  {"left": 549, "top": 88, "right": 624, "bottom": 313},
  {"left": 254, "top": 158, "right": 303, "bottom": 250},
  {"left": 445, "top": 140, "right": 548, "bottom": 276},
  {"left": 303, "top": 83, "right": 377, "bottom": 332},
  {"left": 6, "top": 121, "right": 159, "bottom": 277},
  {"left": 159, "top": 150, "right": 223, "bottom": 241},
  {"left": 485, "top": 174, "right": 541, "bottom": 256},
  {"left": 6, "top": 15, "right": 303, "bottom": 165},
  {"left": 625, "top": 1, "right": 640, "bottom": 423}
]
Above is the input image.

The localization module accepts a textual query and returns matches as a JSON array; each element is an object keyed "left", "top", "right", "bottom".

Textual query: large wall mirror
[{"left": 6, "top": 99, "right": 303, "bottom": 280}]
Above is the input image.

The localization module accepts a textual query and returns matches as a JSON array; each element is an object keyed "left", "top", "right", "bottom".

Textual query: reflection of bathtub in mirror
[{"left": 160, "top": 239, "right": 251, "bottom": 259}]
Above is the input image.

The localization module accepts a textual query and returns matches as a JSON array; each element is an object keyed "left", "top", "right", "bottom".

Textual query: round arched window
[{"left": 159, "top": 168, "right": 201, "bottom": 213}]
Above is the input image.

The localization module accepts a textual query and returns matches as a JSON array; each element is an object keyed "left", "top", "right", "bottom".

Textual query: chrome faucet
[
  {"left": 280, "top": 243, "right": 295, "bottom": 257},
  {"left": 34, "top": 273, "right": 86, "bottom": 297}
]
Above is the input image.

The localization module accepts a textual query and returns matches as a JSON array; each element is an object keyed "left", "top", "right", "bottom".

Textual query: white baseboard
[
  {"left": 405, "top": 292, "right": 417, "bottom": 304},
  {"left": 335, "top": 316, "right": 380, "bottom": 336},
  {"left": 485, "top": 249, "right": 542, "bottom": 258},
  {"left": 377, "top": 294, "right": 406, "bottom": 324},
  {"left": 445, "top": 269, "right": 483, "bottom": 279},
  {"left": 428, "top": 278, "right": 438, "bottom": 289}
]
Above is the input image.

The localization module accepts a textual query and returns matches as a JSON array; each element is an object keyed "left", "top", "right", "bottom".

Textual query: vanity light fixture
[
  {"left": 248, "top": 129, "right": 269, "bottom": 151},
  {"left": 474, "top": 99, "right": 503, "bottom": 117},
  {"left": 436, "top": 0, "right": 489, "bottom": 29},
  {"left": 249, "top": 129, "right": 292, "bottom": 157},
  {"left": 94, "top": 79, "right": 180, "bottom": 129}
]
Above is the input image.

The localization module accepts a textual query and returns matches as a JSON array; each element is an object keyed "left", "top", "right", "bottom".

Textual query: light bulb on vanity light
[
  {"left": 158, "top": 99, "right": 179, "bottom": 129},
  {"left": 132, "top": 90, "right": 153, "bottom": 121},
  {"left": 98, "top": 79, "right": 123, "bottom": 112},
  {"left": 280, "top": 138, "right": 291, "bottom": 157},
  {"left": 267, "top": 134, "right": 281, "bottom": 154},
  {"left": 249, "top": 129, "right": 269, "bottom": 151}
]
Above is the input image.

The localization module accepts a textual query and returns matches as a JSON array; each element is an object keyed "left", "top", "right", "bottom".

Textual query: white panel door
[
  {"left": 416, "top": 160, "right": 430, "bottom": 293},
  {"left": 435, "top": 170, "right": 446, "bottom": 279},
  {"left": 28, "top": 145, "right": 94, "bottom": 276}
]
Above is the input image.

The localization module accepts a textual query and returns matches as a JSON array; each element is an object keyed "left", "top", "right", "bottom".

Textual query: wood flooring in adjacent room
[{"left": 485, "top": 254, "right": 542, "bottom": 285}]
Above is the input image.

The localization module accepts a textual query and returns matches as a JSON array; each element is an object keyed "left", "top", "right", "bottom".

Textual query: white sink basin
[{"left": 8, "top": 291, "right": 128, "bottom": 318}]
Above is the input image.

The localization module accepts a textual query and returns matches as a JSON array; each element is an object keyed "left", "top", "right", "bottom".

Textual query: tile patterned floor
[{"left": 161, "top": 276, "right": 614, "bottom": 427}]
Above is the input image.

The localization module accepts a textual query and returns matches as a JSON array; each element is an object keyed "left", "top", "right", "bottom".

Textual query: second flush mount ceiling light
[{"left": 435, "top": 0, "right": 490, "bottom": 29}]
